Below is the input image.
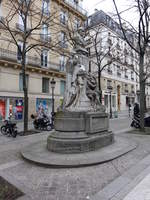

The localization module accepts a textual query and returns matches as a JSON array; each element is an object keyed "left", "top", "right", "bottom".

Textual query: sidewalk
[
  {"left": 0, "top": 119, "right": 150, "bottom": 200},
  {"left": 0, "top": 131, "right": 149, "bottom": 200},
  {"left": 92, "top": 149, "right": 150, "bottom": 200}
]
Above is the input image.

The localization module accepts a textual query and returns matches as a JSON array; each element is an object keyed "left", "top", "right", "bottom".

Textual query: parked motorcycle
[
  {"left": 31, "top": 114, "right": 52, "bottom": 131},
  {"left": 1, "top": 119, "right": 18, "bottom": 137}
]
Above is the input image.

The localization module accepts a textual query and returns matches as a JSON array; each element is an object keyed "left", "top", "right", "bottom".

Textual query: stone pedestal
[{"left": 47, "top": 111, "right": 114, "bottom": 153}]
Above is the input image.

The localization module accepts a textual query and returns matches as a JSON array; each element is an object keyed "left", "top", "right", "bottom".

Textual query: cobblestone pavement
[{"left": 0, "top": 118, "right": 150, "bottom": 200}]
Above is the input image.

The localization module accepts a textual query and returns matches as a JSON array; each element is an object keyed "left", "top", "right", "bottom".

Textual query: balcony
[
  {"left": 0, "top": 16, "right": 4, "bottom": 26},
  {"left": 107, "top": 39, "right": 112, "bottom": 46},
  {"left": 125, "top": 89, "right": 129, "bottom": 93},
  {"left": 131, "top": 77, "right": 134, "bottom": 81},
  {"left": 42, "top": 9, "right": 50, "bottom": 16},
  {"left": 125, "top": 74, "right": 128, "bottom": 79},
  {"left": 63, "top": 0, "right": 87, "bottom": 16},
  {"left": 16, "top": 23, "right": 25, "bottom": 31},
  {"left": 107, "top": 85, "right": 113, "bottom": 90},
  {"left": 59, "top": 41, "right": 68, "bottom": 49},
  {"left": 107, "top": 69, "right": 112, "bottom": 74},
  {"left": 16, "top": 23, "right": 30, "bottom": 32},
  {"left": 60, "top": 18, "right": 67, "bottom": 25},
  {"left": 116, "top": 56, "right": 121, "bottom": 62},
  {"left": 117, "top": 71, "right": 121, "bottom": 76},
  {"left": 60, "top": 64, "right": 66, "bottom": 72},
  {"left": 124, "top": 49, "right": 128, "bottom": 55},
  {"left": 116, "top": 43, "right": 121, "bottom": 50},
  {"left": 40, "top": 34, "right": 51, "bottom": 43},
  {"left": 0, "top": 48, "right": 60, "bottom": 71}
]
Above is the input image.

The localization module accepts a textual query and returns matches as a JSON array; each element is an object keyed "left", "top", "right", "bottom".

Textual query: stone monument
[{"left": 47, "top": 27, "right": 114, "bottom": 153}]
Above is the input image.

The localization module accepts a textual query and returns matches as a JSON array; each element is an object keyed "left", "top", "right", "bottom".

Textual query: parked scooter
[
  {"left": 31, "top": 114, "right": 52, "bottom": 131},
  {"left": 0, "top": 119, "right": 18, "bottom": 137},
  {"left": 131, "top": 117, "right": 140, "bottom": 128}
]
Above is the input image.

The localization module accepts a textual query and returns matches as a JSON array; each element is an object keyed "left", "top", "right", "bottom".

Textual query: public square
[
  {"left": 1, "top": 115, "right": 150, "bottom": 200},
  {"left": 1, "top": 0, "right": 150, "bottom": 199}
]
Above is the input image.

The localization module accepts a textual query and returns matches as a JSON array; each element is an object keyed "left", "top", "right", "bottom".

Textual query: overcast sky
[{"left": 82, "top": 0, "right": 137, "bottom": 25}]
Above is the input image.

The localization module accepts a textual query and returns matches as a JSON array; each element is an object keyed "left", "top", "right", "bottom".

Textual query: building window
[
  {"left": 0, "top": 1, "right": 2, "bottom": 16},
  {"left": 60, "top": 31, "right": 67, "bottom": 48},
  {"left": 60, "top": 10, "right": 67, "bottom": 25},
  {"left": 42, "top": 78, "right": 49, "bottom": 93},
  {"left": 131, "top": 71, "right": 134, "bottom": 80},
  {"left": 41, "top": 23, "right": 50, "bottom": 42},
  {"left": 60, "top": 80, "right": 66, "bottom": 95},
  {"left": 125, "top": 69, "right": 128, "bottom": 79},
  {"left": 19, "top": 73, "right": 29, "bottom": 91},
  {"left": 42, "top": 23, "right": 48, "bottom": 37},
  {"left": 19, "top": 11, "right": 25, "bottom": 26},
  {"left": 125, "top": 84, "right": 128, "bottom": 93},
  {"left": 107, "top": 65, "right": 112, "bottom": 74},
  {"left": 17, "top": 41, "right": 23, "bottom": 62},
  {"left": 41, "top": 49, "right": 48, "bottom": 67},
  {"left": 60, "top": 55, "right": 66, "bottom": 71},
  {"left": 117, "top": 65, "right": 121, "bottom": 76},
  {"left": 42, "top": 0, "right": 49, "bottom": 15},
  {"left": 107, "top": 80, "right": 112, "bottom": 89},
  {"left": 104, "top": 95, "right": 108, "bottom": 107},
  {"left": 112, "top": 95, "right": 116, "bottom": 107},
  {"left": 74, "top": 18, "right": 80, "bottom": 30}
]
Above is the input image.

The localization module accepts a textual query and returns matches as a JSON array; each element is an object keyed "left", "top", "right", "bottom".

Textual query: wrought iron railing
[
  {"left": 63, "top": 0, "right": 87, "bottom": 16},
  {"left": 0, "top": 48, "right": 60, "bottom": 71}
]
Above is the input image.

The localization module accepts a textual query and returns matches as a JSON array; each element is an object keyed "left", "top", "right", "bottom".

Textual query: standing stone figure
[{"left": 63, "top": 26, "right": 105, "bottom": 112}]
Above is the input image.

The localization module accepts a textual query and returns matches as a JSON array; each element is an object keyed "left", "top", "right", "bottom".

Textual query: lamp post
[
  {"left": 50, "top": 78, "right": 56, "bottom": 129},
  {"left": 108, "top": 85, "right": 113, "bottom": 119}
]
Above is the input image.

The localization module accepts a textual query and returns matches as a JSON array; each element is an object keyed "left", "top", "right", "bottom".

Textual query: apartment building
[
  {"left": 87, "top": 10, "right": 150, "bottom": 113},
  {"left": 0, "top": 0, "right": 87, "bottom": 120}
]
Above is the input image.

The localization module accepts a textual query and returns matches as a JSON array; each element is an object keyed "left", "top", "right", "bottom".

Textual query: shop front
[
  {"left": 0, "top": 97, "right": 23, "bottom": 120},
  {"left": 36, "top": 98, "right": 52, "bottom": 117}
]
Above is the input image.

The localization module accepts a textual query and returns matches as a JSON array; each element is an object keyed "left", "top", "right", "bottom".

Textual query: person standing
[
  {"left": 128, "top": 103, "right": 132, "bottom": 117},
  {"left": 131, "top": 103, "right": 140, "bottom": 128}
]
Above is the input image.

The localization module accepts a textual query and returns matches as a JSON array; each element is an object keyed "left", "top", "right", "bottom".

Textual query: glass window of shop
[
  {"left": 10, "top": 99, "right": 23, "bottom": 120},
  {"left": 36, "top": 98, "right": 52, "bottom": 117},
  {"left": 0, "top": 99, "right": 5, "bottom": 120},
  {"left": 0, "top": 98, "right": 23, "bottom": 120}
]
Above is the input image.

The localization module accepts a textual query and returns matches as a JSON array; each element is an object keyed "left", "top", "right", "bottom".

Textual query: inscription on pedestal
[{"left": 85, "top": 112, "right": 108, "bottom": 134}]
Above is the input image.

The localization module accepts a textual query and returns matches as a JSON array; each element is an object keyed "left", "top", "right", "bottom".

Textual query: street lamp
[
  {"left": 50, "top": 78, "right": 56, "bottom": 129},
  {"left": 108, "top": 85, "right": 113, "bottom": 119}
]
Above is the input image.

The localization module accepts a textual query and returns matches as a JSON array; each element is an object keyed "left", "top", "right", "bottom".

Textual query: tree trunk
[
  {"left": 98, "top": 67, "right": 102, "bottom": 103},
  {"left": 139, "top": 54, "right": 145, "bottom": 131},
  {"left": 22, "top": 56, "right": 28, "bottom": 133},
  {"left": 144, "top": 92, "right": 147, "bottom": 112}
]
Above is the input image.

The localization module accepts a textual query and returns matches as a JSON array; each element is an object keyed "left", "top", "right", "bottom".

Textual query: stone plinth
[{"left": 47, "top": 111, "right": 114, "bottom": 154}]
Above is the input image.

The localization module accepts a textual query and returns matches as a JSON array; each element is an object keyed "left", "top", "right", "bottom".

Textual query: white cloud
[{"left": 82, "top": 0, "right": 138, "bottom": 27}]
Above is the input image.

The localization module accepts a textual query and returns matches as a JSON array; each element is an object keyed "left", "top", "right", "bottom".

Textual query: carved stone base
[
  {"left": 47, "top": 131, "right": 114, "bottom": 153},
  {"left": 47, "top": 111, "right": 114, "bottom": 153}
]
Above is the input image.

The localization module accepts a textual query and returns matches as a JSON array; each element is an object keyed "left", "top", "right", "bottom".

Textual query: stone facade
[
  {"left": 0, "top": 0, "right": 87, "bottom": 120},
  {"left": 87, "top": 10, "right": 150, "bottom": 113}
]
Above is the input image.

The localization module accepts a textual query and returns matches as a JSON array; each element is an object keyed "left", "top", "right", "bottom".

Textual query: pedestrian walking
[
  {"left": 131, "top": 103, "right": 140, "bottom": 128},
  {"left": 128, "top": 103, "right": 132, "bottom": 117}
]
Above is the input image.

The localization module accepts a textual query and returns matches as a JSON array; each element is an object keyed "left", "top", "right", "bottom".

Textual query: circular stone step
[
  {"left": 21, "top": 136, "right": 137, "bottom": 168},
  {"left": 47, "top": 131, "right": 114, "bottom": 153}
]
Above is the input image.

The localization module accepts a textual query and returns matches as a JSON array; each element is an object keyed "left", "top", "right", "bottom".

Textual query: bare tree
[
  {"left": 86, "top": 25, "right": 116, "bottom": 103},
  {"left": 112, "top": 0, "right": 150, "bottom": 130},
  {"left": 0, "top": 0, "right": 61, "bottom": 132}
]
